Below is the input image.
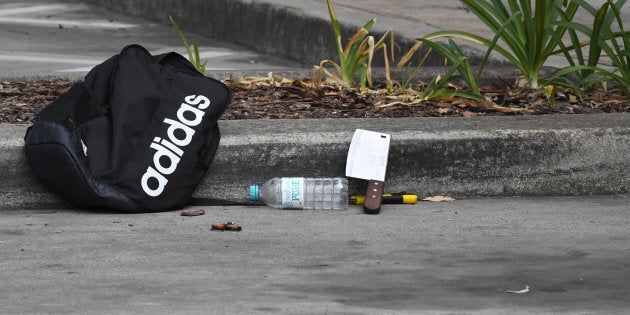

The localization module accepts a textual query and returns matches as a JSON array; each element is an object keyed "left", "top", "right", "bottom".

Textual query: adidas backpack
[{"left": 24, "top": 44, "right": 232, "bottom": 212}]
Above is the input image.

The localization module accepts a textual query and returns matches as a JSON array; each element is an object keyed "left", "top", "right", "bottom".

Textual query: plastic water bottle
[{"left": 249, "top": 177, "right": 348, "bottom": 210}]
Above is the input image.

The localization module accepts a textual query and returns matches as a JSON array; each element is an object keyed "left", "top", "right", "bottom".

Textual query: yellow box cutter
[{"left": 350, "top": 193, "right": 418, "bottom": 205}]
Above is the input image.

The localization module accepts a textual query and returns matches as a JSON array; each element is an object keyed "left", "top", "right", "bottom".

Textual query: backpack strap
[{"left": 153, "top": 50, "right": 200, "bottom": 74}]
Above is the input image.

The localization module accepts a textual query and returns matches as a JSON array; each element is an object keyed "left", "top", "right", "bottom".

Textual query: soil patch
[{"left": 1, "top": 78, "right": 628, "bottom": 124}]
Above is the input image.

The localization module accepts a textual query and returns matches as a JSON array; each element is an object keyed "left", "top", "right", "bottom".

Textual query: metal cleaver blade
[{"left": 345, "top": 129, "right": 391, "bottom": 214}]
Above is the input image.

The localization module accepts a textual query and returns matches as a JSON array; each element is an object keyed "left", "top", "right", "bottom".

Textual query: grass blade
[{"left": 170, "top": 16, "right": 194, "bottom": 65}]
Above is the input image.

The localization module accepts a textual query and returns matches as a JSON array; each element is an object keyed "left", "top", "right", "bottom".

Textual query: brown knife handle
[{"left": 363, "top": 180, "right": 385, "bottom": 214}]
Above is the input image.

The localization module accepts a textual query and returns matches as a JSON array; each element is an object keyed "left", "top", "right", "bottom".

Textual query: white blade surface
[{"left": 345, "top": 129, "right": 390, "bottom": 181}]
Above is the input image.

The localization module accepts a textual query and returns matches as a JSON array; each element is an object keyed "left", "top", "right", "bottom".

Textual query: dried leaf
[
  {"left": 422, "top": 196, "right": 455, "bottom": 202},
  {"left": 378, "top": 99, "right": 424, "bottom": 108},
  {"left": 454, "top": 99, "right": 473, "bottom": 108},
  {"left": 500, "top": 285, "right": 530, "bottom": 294},
  {"left": 239, "top": 76, "right": 270, "bottom": 85},
  {"left": 477, "top": 99, "right": 528, "bottom": 113},
  {"left": 604, "top": 99, "right": 629, "bottom": 105},
  {"left": 181, "top": 209, "right": 205, "bottom": 216},
  {"left": 462, "top": 110, "right": 477, "bottom": 117},
  {"left": 514, "top": 76, "right": 528, "bottom": 89},
  {"left": 294, "top": 80, "right": 311, "bottom": 88},
  {"left": 530, "top": 98, "right": 546, "bottom": 107}
]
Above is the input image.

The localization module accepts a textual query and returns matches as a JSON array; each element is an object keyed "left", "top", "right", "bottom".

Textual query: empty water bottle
[{"left": 249, "top": 177, "right": 348, "bottom": 210}]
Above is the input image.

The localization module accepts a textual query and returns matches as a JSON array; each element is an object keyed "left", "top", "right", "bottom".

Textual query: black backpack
[{"left": 24, "top": 45, "right": 232, "bottom": 212}]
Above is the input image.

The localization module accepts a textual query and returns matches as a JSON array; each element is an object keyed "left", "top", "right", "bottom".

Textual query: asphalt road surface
[
  {"left": 1, "top": 195, "right": 629, "bottom": 314},
  {"left": 0, "top": 0, "right": 303, "bottom": 78}
]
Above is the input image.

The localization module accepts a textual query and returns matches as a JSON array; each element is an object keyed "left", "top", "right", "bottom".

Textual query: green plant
[
  {"left": 415, "top": 0, "right": 580, "bottom": 89},
  {"left": 547, "top": 0, "right": 630, "bottom": 97},
  {"left": 423, "top": 39, "right": 482, "bottom": 100},
  {"left": 313, "top": 0, "right": 393, "bottom": 89},
  {"left": 170, "top": 16, "right": 206, "bottom": 74},
  {"left": 397, "top": 38, "right": 484, "bottom": 100},
  {"left": 419, "top": 58, "right": 469, "bottom": 101},
  {"left": 589, "top": 1, "right": 630, "bottom": 96}
]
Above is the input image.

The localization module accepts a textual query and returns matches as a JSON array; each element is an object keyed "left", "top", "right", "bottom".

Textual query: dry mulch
[{"left": 1, "top": 77, "right": 629, "bottom": 124}]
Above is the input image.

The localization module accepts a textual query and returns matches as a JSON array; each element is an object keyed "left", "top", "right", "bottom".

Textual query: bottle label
[{"left": 281, "top": 177, "right": 304, "bottom": 209}]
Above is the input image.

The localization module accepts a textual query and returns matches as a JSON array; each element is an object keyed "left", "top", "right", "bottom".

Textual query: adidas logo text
[{"left": 141, "top": 95, "right": 210, "bottom": 197}]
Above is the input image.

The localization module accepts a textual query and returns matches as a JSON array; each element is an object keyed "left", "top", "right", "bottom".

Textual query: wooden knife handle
[{"left": 363, "top": 180, "right": 385, "bottom": 214}]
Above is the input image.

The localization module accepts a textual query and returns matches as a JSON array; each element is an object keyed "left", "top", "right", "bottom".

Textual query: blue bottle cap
[{"left": 249, "top": 185, "right": 259, "bottom": 201}]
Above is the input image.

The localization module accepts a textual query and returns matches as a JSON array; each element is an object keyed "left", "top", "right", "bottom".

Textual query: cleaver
[{"left": 346, "top": 129, "right": 391, "bottom": 214}]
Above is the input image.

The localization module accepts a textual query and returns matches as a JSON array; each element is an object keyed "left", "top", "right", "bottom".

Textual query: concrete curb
[
  {"left": 2, "top": 114, "right": 629, "bottom": 210},
  {"left": 2, "top": 1, "right": 628, "bottom": 210},
  {"left": 77, "top": 0, "right": 492, "bottom": 67}
]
